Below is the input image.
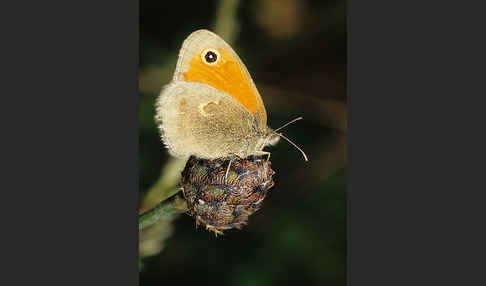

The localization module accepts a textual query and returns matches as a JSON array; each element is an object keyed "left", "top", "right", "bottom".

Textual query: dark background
[{"left": 139, "top": 0, "right": 347, "bottom": 285}]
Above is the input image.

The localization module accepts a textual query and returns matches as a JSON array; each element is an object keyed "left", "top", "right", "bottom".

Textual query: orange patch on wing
[{"left": 183, "top": 48, "right": 263, "bottom": 114}]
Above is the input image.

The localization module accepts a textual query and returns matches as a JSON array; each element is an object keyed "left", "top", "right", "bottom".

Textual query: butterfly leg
[
  {"left": 224, "top": 157, "right": 233, "bottom": 181},
  {"left": 254, "top": 151, "right": 271, "bottom": 161}
]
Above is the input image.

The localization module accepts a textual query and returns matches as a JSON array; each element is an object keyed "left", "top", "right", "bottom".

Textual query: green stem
[{"left": 139, "top": 194, "right": 188, "bottom": 230}]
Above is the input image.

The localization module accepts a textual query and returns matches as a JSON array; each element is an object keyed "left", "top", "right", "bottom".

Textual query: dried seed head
[{"left": 180, "top": 155, "right": 275, "bottom": 235}]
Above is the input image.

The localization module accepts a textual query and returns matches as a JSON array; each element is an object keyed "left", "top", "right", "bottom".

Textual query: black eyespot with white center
[
  {"left": 201, "top": 48, "right": 220, "bottom": 65},
  {"left": 205, "top": 51, "right": 217, "bottom": 62}
]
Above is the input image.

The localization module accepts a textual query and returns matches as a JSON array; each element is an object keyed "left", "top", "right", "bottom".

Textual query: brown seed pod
[{"left": 179, "top": 155, "right": 275, "bottom": 235}]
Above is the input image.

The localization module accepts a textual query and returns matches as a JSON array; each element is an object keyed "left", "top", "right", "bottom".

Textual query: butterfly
[{"left": 155, "top": 29, "right": 307, "bottom": 161}]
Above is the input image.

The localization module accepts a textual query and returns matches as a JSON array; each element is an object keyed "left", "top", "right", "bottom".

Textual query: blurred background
[{"left": 139, "top": 0, "right": 346, "bottom": 285}]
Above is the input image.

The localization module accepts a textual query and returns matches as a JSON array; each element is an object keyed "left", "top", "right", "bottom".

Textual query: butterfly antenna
[
  {"left": 272, "top": 131, "right": 309, "bottom": 162},
  {"left": 274, "top": 117, "right": 303, "bottom": 132}
]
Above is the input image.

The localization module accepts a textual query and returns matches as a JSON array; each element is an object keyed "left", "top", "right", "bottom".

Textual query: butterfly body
[{"left": 156, "top": 29, "right": 279, "bottom": 159}]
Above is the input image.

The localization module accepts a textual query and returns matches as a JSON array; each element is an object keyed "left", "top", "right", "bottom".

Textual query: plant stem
[{"left": 139, "top": 194, "right": 188, "bottom": 230}]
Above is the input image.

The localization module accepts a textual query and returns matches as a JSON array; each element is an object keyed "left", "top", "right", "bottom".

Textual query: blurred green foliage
[{"left": 139, "top": 0, "right": 346, "bottom": 285}]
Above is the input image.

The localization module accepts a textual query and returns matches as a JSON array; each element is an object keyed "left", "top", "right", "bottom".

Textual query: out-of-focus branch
[
  {"left": 140, "top": 157, "right": 188, "bottom": 213},
  {"left": 259, "top": 84, "right": 347, "bottom": 133},
  {"left": 213, "top": 0, "right": 240, "bottom": 44}
]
